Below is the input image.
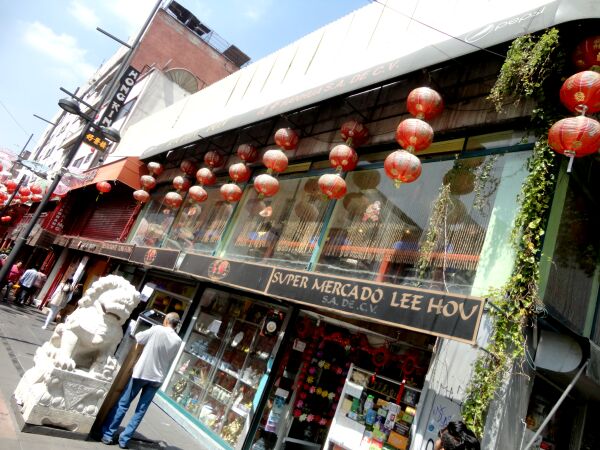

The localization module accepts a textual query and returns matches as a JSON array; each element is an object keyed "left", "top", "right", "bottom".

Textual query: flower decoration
[
  {"left": 300, "top": 392, "right": 307, "bottom": 400},
  {"left": 324, "top": 362, "right": 331, "bottom": 370},
  {"left": 306, "top": 376, "right": 314, "bottom": 384},
  {"left": 293, "top": 409, "right": 302, "bottom": 418},
  {"left": 336, "top": 367, "right": 343, "bottom": 375},
  {"left": 319, "top": 418, "right": 328, "bottom": 426},
  {"left": 296, "top": 400, "right": 304, "bottom": 408},
  {"left": 328, "top": 392, "right": 336, "bottom": 400},
  {"left": 309, "top": 367, "right": 316, "bottom": 374},
  {"left": 299, "top": 413, "right": 307, "bottom": 422},
  {"left": 321, "top": 390, "right": 329, "bottom": 398},
  {"left": 309, "top": 386, "right": 316, "bottom": 394},
  {"left": 307, "top": 414, "right": 314, "bottom": 423},
  {"left": 316, "top": 387, "right": 322, "bottom": 395},
  {"left": 318, "top": 360, "right": 325, "bottom": 368}
]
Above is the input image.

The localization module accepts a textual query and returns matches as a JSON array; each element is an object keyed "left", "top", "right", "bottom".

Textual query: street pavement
[{"left": 0, "top": 296, "right": 203, "bottom": 450}]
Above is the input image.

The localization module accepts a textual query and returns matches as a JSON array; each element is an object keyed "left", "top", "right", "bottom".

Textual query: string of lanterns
[
  {"left": 384, "top": 87, "right": 444, "bottom": 187},
  {"left": 548, "top": 36, "right": 600, "bottom": 173},
  {"left": 133, "top": 161, "right": 163, "bottom": 204},
  {"left": 252, "top": 128, "right": 298, "bottom": 199},
  {"left": 220, "top": 144, "right": 258, "bottom": 203}
]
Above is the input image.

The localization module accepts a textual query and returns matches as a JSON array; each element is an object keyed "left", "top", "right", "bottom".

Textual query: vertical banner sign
[{"left": 99, "top": 66, "right": 140, "bottom": 128}]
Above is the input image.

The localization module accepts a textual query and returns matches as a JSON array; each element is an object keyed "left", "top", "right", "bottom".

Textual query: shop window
[
  {"left": 163, "top": 289, "right": 286, "bottom": 448},
  {"left": 128, "top": 185, "right": 176, "bottom": 247},
  {"left": 465, "top": 130, "right": 527, "bottom": 151},
  {"left": 315, "top": 151, "right": 530, "bottom": 295},
  {"left": 164, "top": 186, "right": 236, "bottom": 253},
  {"left": 221, "top": 176, "right": 329, "bottom": 269}
]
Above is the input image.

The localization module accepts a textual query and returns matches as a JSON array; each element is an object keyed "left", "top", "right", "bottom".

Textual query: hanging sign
[
  {"left": 179, "top": 253, "right": 485, "bottom": 344},
  {"left": 98, "top": 66, "right": 140, "bottom": 128}
]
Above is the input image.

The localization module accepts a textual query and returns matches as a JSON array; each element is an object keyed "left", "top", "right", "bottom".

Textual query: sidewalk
[{"left": 0, "top": 299, "right": 203, "bottom": 450}]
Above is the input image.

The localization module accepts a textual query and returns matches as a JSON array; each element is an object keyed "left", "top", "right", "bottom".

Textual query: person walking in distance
[
  {"left": 435, "top": 421, "right": 480, "bottom": 450},
  {"left": 42, "top": 278, "right": 73, "bottom": 329},
  {"left": 29, "top": 270, "right": 48, "bottom": 306},
  {"left": 16, "top": 266, "right": 39, "bottom": 305},
  {"left": 2, "top": 261, "right": 23, "bottom": 302},
  {"left": 101, "top": 312, "right": 182, "bottom": 449}
]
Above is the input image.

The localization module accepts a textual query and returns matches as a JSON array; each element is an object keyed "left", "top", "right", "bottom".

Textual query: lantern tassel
[{"left": 567, "top": 156, "right": 574, "bottom": 173}]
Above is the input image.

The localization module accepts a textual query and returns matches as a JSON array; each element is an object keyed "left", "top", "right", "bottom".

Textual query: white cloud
[
  {"left": 23, "top": 21, "right": 96, "bottom": 79},
  {"left": 105, "top": 0, "right": 156, "bottom": 39},
  {"left": 69, "top": 1, "right": 100, "bottom": 29}
]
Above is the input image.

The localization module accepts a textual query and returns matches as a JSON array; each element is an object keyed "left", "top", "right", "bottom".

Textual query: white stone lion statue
[{"left": 41, "top": 274, "right": 141, "bottom": 381}]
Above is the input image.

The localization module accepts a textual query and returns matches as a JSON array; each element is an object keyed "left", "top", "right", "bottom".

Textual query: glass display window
[
  {"left": 164, "top": 288, "right": 286, "bottom": 449},
  {"left": 128, "top": 185, "right": 176, "bottom": 247},
  {"left": 221, "top": 176, "right": 329, "bottom": 269},
  {"left": 164, "top": 186, "right": 236, "bottom": 253},
  {"left": 315, "top": 151, "right": 530, "bottom": 295}
]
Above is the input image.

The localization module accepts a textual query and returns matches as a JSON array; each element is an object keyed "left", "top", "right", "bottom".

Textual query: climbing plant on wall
[{"left": 461, "top": 28, "right": 565, "bottom": 438}]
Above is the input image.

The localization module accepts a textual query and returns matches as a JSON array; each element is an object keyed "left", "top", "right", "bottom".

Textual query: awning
[{"left": 68, "top": 157, "right": 147, "bottom": 191}]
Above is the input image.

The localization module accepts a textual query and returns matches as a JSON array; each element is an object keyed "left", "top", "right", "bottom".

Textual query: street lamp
[{"left": 0, "top": 98, "right": 120, "bottom": 287}]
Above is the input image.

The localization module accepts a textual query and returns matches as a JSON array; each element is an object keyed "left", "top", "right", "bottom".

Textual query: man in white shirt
[{"left": 101, "top": 312, "right": 182, "bottom": 449}]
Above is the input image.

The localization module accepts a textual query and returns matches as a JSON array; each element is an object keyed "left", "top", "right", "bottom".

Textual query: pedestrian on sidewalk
[
  {"left": 434, "top": 421, "right": 480, "bottom": 450},
  {"left": 1, "top": 261, "right": 23, "bottom": 301},
  {"left": 42, "top": 278, "right": 73, "bottom": 329},
  {"left": 101, "top": 312, "right": 182, "bottom": 449},
  {"left": 29, "top": 270, "right": 48, "bottom": 306},
  {"left": 16, "top": 266, "right": 39, "bottom": 305}
]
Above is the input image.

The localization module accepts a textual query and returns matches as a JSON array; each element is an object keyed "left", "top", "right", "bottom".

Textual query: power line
[
  {"left": 0, "top": 99, "right": 30, "bottom": 136},
  {"left": 370, "top": 0, "right": 507, "bottom": 59}
]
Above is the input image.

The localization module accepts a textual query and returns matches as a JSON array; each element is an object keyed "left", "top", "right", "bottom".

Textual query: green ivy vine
[{"left": 462, "top": 28, "right": 564, "bottom": 437}]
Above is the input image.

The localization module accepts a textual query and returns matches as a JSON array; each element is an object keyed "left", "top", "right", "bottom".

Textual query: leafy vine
[{"left": 462, "top": 28, "right": 564, "bottom": 437}]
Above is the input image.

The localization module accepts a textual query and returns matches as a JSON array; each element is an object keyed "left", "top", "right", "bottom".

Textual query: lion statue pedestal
[{"left": 14, "top": 275, "right": 140, "bottom": 434}]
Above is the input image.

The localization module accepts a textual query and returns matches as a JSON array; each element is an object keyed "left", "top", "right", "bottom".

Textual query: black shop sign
[
  {"left": 129, "top": 246, "right": 180, "bottom": 270},
  {"left": 179, "top": 253, "right": 485, "bottom": 344},
  {"left": 98, "top": 66, "right": 140, "bottom": 128}
]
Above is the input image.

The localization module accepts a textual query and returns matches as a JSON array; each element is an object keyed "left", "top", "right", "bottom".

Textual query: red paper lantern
[
  {"left": 329, "top": 144, "right": 358, "bottom": 172},
  {"left": 5, "top": 180, "right": 17, "bottom": 193},
  {"left": 406, "top": 87, "right": 444, "bottom": 120},
  {"left": 0, "top": 163, "right": 3, "bottom": 172},
  {"left": 180, "top": 159, "right": 197, "bottom": 176},
  {"left": 220, "top": 183, "right": 243, "bottom": 202},
  {"left": 559, "top": 71, "right": 600, "bottom": 115},
  {"left": 140, "top": 175, "right": 157, "bottom": 190},
  {"left": 173, "top": 175, "right": 191, "bottom": 192},
  {"left": 0, "top": 192, "right": 7, "bottom": 202},
  {"left": 19, "top": 186, "right": 31, "bottom": 197},
  {"left": 340, "top": 120, "right": 369, "bottom": 147},
  {"left": 263, "top": 149, "right": 288, "bottom": 173},
  {"left": 1, "top": 216, "right": 11, "bottom": 223},
  {"left": 384, "top": 150, "right": 422, "bottom": 187},
  {"left": 188, "top": 185, "right": 208, "bottom": 203},
  {"left": 96, "top": 181, "right": 112, "bottom": 194},
  {"left": 30, "top": 184, "right": 42, "bottom": 195},
  {"left": 318, "top": 174, "right": 347, "bottom": 199},
  {"left": 204, "top": 151, "right": 224, "bottom": 168},
  {"left": 253, "top": 174, "right": 280, "bottom": 197},
  {"left": 31, "top": 194, "right": 43, "bottom": 202},
  {"left": 164, "top": 191, "right": 183, "bottom": 208},
  {"left": 572, "top": 36, "right": 600, "bottom": 70},
  {"left": 229, "top": 163, "right": 252, "bottom": 183},
  {"left": 237, "top": 144, "right": 259, "bottom": 163},
  {"left": 548, "top": 116, "right": 600, "bottom": 172},
  {"left": 196, "top": 167, "right": 217, "bottom": 186},
  {"left": 395, "top": 118, "right": 434, "bottom": 153},
  {"left": 147, "top": 162, "right": 164, "bottom": 176},
  {"left": 133, "top": 190, "right": 150, "bottom": 203},
  {"left": 274, "top": 128, "right": 299, "bottom": 151}
]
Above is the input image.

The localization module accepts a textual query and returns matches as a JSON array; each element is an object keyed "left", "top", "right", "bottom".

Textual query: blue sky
[{"left": 0, "top": 0, "right": 368, "bottom": 155}]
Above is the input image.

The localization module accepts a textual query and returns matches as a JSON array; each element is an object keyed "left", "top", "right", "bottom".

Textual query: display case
[
  {"left": 164, "top": 289, "right": 283, "bottom": 448},
  {"left": 325, "top": 365, "right": 422, "bottom": 450}
]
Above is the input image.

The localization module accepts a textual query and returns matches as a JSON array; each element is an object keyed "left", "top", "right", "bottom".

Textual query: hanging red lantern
[
  {"left": 329, "top": 144, "right": 358, "bottom": 172},
  {"left": 133, "top": 190, "right": 150, "bottom": 203},
  {"left": 229, "top": 163, "right": 252, "bottom": 183},
  {"left": 19, "top": 186, "right": 31, "bottom": 197},
  {"left": 164, "top": 191, "right": 183, "bottom": 208},
  {"left": 274, "top": 128, "right": 299, "bottom": 151},
  {"left": 318, "top": 174, "right": 347, "bottom": 199},
  {"left": 29, "top": 184, "right": 42, "bottom": 195},
  {"left": 253, "top": 174, "right": 280, "bottom": 197},
  {"left": 180, "top": 159, "right": 197, "bottom": 176},
  {"left": 204, "top": 151, "right": 224, "bottom": 169},
  {"left": 237, "top": 144, "right": 259, "bottom": 163},
  {"left": 147, "top": 161, "right": 164, "bottom": 176},
  {"left": 263, "top": 149, "right": 288, "bottom": 173},
  {"left": 395, "top": 118, "right": 434, "bottom": 153},
  {"left": 406, "top": 87, "right": 444, "bottom": 121},
  {"left": 559, "top": 71, "right": 600, "bottom": 115},
  {"left": 220, "top": 183, "right": 243, "bottom": 202},
  {"left": 140, "top": 175, "right": 157, "bottom": 190},
  {"left": 1, "top": 216, "right": 11, "bottom": 223},
  {"left": 572, "top": 36, "right": 600, "bottom": 70},
  {"left": 548, "top": 115, "right": 600, "bottom": 172},
  {"left": 0, "top": 192, "right": 7, "bottom": 202},
  {"left": 96, "top": 181, "right": 112, "bottom": 194},
  {"left": 0, "top": 163, "right": 3, "bottom": 172},
  {"left": 196, "top": 167, "right": 217, "bottom": 186},
  {"left": 340, "top": 120, "right": 369, "bottom": 147},
  {"left": 5, "top": 180, "right": 17, "bottom": 193},
  {"left": 173, "top": 175, "right": 191, "bottom": 192},
  {"left": 31, "top": 194, "right": 43, "bottom": 202},
  {"left": 384, "top": 150, "right": 422, "bottom": 187},
  {"left": 188, "top": 185, "right": 208, "bottom": 203}
]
